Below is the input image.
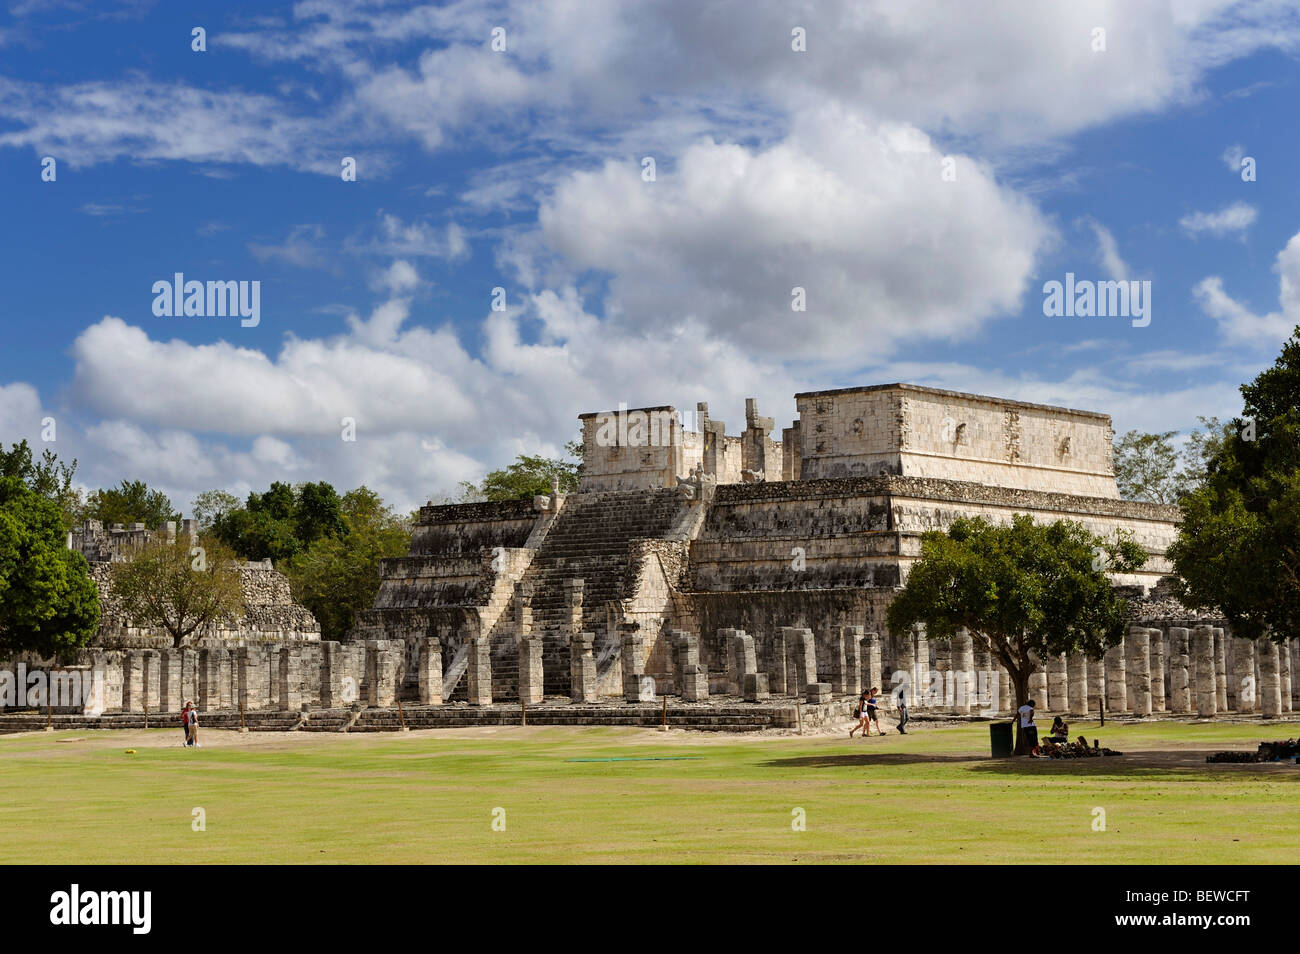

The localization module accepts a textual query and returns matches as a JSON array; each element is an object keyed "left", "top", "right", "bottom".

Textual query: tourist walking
[
  {"left": 865, "top": 687, "right": 885, "bottom": 736},
  {"left": 187, "top": 703, "right": 201, "bottom": 748},
  {"left": 849, "top": 690, "right": 871, "bottom": 737},
  {"left": 180, "top": 701, "right": 192, "bottom": 747},
  {"left": 895, "top": 686, "right": 909, "bottom": 734}
]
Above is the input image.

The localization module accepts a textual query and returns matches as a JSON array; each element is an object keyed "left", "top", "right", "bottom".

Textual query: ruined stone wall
[{"left": 796, "top": 384, "right": 1119, "bottom": 498}]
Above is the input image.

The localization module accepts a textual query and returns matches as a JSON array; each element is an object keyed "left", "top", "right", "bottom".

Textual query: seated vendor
[{"left": 1048, "top": 716, "right": 1069, "bottom": 742}]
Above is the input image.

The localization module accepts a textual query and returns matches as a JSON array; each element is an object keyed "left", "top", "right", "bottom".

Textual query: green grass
[{"left": 1, "top": 720, "right": 1297, "bottom": 863}]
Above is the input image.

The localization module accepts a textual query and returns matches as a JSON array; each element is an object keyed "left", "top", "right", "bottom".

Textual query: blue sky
[{"left": 3, "top": 0, "right": 1300, "bottom": 514}]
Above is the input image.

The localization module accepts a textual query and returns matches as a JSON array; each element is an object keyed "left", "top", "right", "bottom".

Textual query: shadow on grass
[{"left": 761, "top": 751, "right": 1271, "bottom": 779}]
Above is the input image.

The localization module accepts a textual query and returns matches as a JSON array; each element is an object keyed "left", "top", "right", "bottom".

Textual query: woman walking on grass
[
  {"left": 849, "top": 690, "right": 871, "bottom": 737},
  {"left": 865, "top": 687, "right": 886, "bottom": 736}
]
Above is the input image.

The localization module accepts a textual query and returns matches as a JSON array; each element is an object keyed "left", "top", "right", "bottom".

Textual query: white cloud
[
  {"left": 1179, "top": 201, "right": 1257, "bottom": 237},
  {"left": 1193, "top": 230, "right": 1300, "bottom": 344},
  {"left": 1081, "top": 219, "right": 1131, "bottom": 281}
]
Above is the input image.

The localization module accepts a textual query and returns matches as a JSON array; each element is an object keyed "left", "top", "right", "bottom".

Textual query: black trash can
[{"left": 990, "top": 721, "right": 1014, "bottom": 758}]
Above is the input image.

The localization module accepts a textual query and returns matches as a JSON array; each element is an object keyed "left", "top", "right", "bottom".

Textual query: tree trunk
[{"left": 1010, "top": 668, "right": 1032, "bottom": 755}]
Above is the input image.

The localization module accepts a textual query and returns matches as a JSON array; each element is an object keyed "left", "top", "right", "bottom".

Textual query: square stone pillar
[
  {"left": 418, "top": 637, "right": 444, "bottom": 705},
  {"left": 891, "top": 631, "right": 915, "bottom": 703},
  {"left": 1104, "top": 640, "right": 1127, "bottom": 714},
  {"left": 569, "top": 633, "right": 597, "bottom": 703},
  {"left": 158, "top": 649, "right": 182, "bottom": 715},
  {"left": 840, "top": 625, "right": 862, "bottom": 697},
  {"left": 912, "top": 625, "right": 929, "bottom": 708},
  {"left": 955, "top": 628, "right": 977, "bottom": 713},
  {"left": 862, "top": 632, "right": 882, "bottom": 698},
  {"left": 726, "top": 631, "right": 756, "bottom": 701},
  {"left": 1067, "top": 653, "right": 1089, "bottom": 716},
  {"left": 743, "top": 672, "right": 769, "bottom": 702},
  {"left": 140, "top": 650, "right": 161, "bottom": 715},
  {"left": 1028, "top": 652, "right": 1048, "bottom": 711},
  {"left": 1280, "top": 639, "right": 1293, "bottom": 714},
  {"left": 1148, "top": 628, "right": 1166, "bottom": 712},
  {"left": 932, "top": 639, "right": 951, "bottom": 707},
  {"left": 179, "top": 648, "right": 199, "bottom": 707},
  {"left": 1125, "top": 627, "right": 1151, "bottom": 717},
  {"left": 1168, "top": 628, "right": 1191, "bottom": 713},
  {"left": 1213, "top": 628, "right": 1228, "bottom": 711},
  {"left": 366, "top": 639, "right": 401, "bottom": 708},
  {"left": 676, "top": 633, "right": 708, "bottom": 701},
  {"left": 768, "top": 628, "right": 790, "bottom": 694},
  {"left": 279, "top": 644, "right": 304, "bottom": 711},
  {"left": 122, "top": 650, "right": 145, "bottom": 713},
  {"left": 518, "top": 637, "right": 544, "bottom": 704},
  {"left": 1231, "top": 636, "right": 1255, "bottom": 712},
  {"left": 199, "top": 648, "right": 229, "bottom": 712},
  {"left": 1258, "top": 638, "right": 1282, "bottom": 718},
  {"left": 1046, "top": 652, "right": 1069, "bottom": 715},
  {"left": 720, "top": 628, "right": 743, "bottom": 694},
  {"left": 465, "top": 636, "right": 492, "bottom": 706},
  {"left": 1193, "top": 625, "right": 1217, "bottom": 718},
  {"left": 237, "top": 645, "right": 269, "bottom": 711},
  {"left": 319, "top": 642, "right": 345, "bottom": 707},
  {"left": 786, "top": 628, "right": 816, "bottom": 696}
]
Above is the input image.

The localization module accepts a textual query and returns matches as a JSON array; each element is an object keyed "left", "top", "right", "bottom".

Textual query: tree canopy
[
  {"left": 0, "top": 475, "right": 101, "bottom": 658},
  {"left": 109, "top": 534, "right": 243, "bottom": 648},
  {"left": 85, "top": 479, "right": 180, "bottom": 530},
  {"left": 1168, "top": 329, "right": 1300, "bottom": 642},
  {"left": 211, "top": 481, "right": 346, "bottom": 563},
  {"left": 475, "top": 444, "right": 582, "bottom": 502},
  {"left": 886, "top": 515, "right": 1144, "bottom": 752},
  {"left": 0, "top": 440, "right": 81, "bottom": 529}
]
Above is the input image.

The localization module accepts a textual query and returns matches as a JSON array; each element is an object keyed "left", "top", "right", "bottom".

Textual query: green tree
[
  {"left": 0, "top": 440, "right": 81, "bottom": 529},
  {"left": 477, "top": 451, "right": 581, "bottom": 502},
  {"left": 1169, "top": 330, "right": 1300, "bottom": 642},
  {"left": 886, "top": 515, "right": 1145, "bottom": 753},
  {"left": 86, "top": 480, "right": 180, "bottom": 529},
  {"left": 212, "top": 481, "right": 345, "bottom": 563},
  {"left": 1113, "top": 430, "right": 1185, "bottom": 503},
  {"left": 109, "top": 534, "right": 243, "bottom": 648},
  {"left": 281, "top": 486, "right": 411, "bottom": 641},
  {"left": 191, "top": 489, "right": 242, "bottom": 531},
  {"left": 0, "top": 476, "right": 101, "bottom": 658}
]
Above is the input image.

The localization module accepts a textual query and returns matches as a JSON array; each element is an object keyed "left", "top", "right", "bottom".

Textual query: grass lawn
[{"left": 1, "top": 719, "right": 1297, "bottom": 864}]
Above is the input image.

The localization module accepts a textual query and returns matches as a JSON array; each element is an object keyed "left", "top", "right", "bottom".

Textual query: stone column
[
  {"left": 1047, "top": 652, "right": 1069, "bottom": 715},
  {"left": 972, "top": 640, "right": 993, "bottom": 712},
  {"left": 1193, "top": 625, "right": 1217, "bottom": 718},
  {"left": 518, "top": 638, "right": 543, "bottom": 705},
  {"left": 892, "top": 631, "right": 915, "bottom": 706},
  {"left": 863, "top": 632, "right": 883, "bottom": 699},
  {"left": 122, "top": 651, "right": 145, "bottom": 714},
  {"left": 997, "top": 662, "right": 1013, "bottom": 713},
  {"left": 319, "top": 642, "right": 345, "bottom": 707},
  {"left": 761, "top": 628, "right": 783, "bottom": 695},
  {"left": 932, "top": 639, "right": 951, "bottom": 708},
  {"left": 1168, "top": 627, "right": 1190, "bottom": 714},
  {"left": 1213, "top": 628, "right": 1228, "bottom": 712},
  {"left": 418, "top": 637, "right": 443, "bottom": 705},
  {"left": 563, "top": 579, "right": 584, "bottom": 639},
  {"left": 569, "top": 633, "right": 597, "bottom": 703},
  {"left": 1067, "top": 654, "right": 1089, "bottom": 716},
  {"left": 279, "top": 644, "right": 304, "bottom": 711},
  {"left": 787, "top": 628, "right": 817, "bottom": 696},
  {"left": 140, "top": 650, "right": 161, "bottom": 716},
  {"left": 158, "top": 649, "right": 182, "bottom": 715},
  {"left": 955, "top": 629, "right": 976, "bottom": 714},
  {"left": 198, "top": 648, "right": 227, "bottom": 712},
  {"left": 237, "top": 645, "right": 270, "bottom": 711},
  {"left": 1231, "top": 636, "right": 1256, "bottom": 713},
  {"left": 1279, "top": 641, "right": 1292, "bottom": 714},
  {"left": 721, "top": 628, "right": 743, "bottom": 695},
  {"left": 465, "top": 636, "right": 492, "bottom": 706},
  {"left": 840, "top": 625, "right": 862, "bottom": 697},
  {"left": 1148, "top": 628, "right": 1166, "bottom": 712},
  {"left": 1291, "top": 639, "right": 1300, "bottom": 710},
  {"left": 622, "top": 624, "right": 656, "bottom": 702},
  {"left": 824, "top": 628, "right": 848, "bottom": 694},
  {"left": 1126, "top": 628, "right": 1151, "bottom": 718},
  {"left": 912, "top": 625, "right": 929, "bottom": 709},
  {"left": 677, "top": 633, "right": 708, "bottom": 701},
  {"left": 1258, "top": 638, "right": 1282, "bottom": 718},
  {"left": 1104, "top": 640, "right": 1127, "bottom": 714},
  {"left": 1027, "top": 652, "right": 1048, "bottom": 710}
]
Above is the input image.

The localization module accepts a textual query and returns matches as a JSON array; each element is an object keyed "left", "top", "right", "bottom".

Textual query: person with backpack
[
  {"left": 187, "top": 703, "right": 201, "bottom": 748},
  {"left": 180, "top": 702, "right": 192, "bottom": 747},
  {"left": 848, "top": 690, "right": 871, "bottom": 737},
  {"left": 864, "top": 687, "right": 885, "bottom": 736}
]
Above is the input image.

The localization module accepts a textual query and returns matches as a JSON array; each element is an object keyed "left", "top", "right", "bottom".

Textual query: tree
[
  {"left": 0, "top": 440, "right": 81, "bottom": 529},
  {"left": 109, "top": 534, "right": 243, "bottom": 648},
  {"left": 1113, "top": 430, "right": 1185, "bottom": 503},
  {"left": 1169, "top": 330, "right": 1300, "bottom": 643},
  {"left": 191, "top": 489, "right": 242, "bottom": 531},
  {"left": 477, "top": 452, "right": 581, "bottom": 502},
  {"left": 212, "top": 481, "right": 345, "bottom": 564},
  {"left": 86, "top": 480, "right": 180, "bottom": 529},
  {"left": 281, "top": 486, "right": 411, "bottom": 641},
  {"left": 0, "top": 476, "right": 101, "bottom": 658},
  {"left": 886, "top": 515, "right": 1145, "bottom": 754}
]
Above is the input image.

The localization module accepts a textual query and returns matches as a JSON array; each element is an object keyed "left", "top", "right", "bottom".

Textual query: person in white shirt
[{"left": 1016, "top": 698, "right": 1038, "bottom": 754}]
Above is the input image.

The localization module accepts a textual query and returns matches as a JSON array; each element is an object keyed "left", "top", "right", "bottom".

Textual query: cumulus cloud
[
  {"left": 1193, "top": 230, "right": 1300, "bottom": 344},
  {"left": 1179, "top": 201, "right": 1257, "bottom": 237}
]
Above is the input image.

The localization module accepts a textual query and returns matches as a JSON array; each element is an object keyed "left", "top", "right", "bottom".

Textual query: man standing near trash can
[{"left": 1017, "top": 698, "right": 1038, "bottom": 755}]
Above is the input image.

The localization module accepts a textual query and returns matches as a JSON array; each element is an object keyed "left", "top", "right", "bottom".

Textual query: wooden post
[
  {"left": 397, "top": 697, "right": 407, "bottom": 730},
  {"left": 795, "top": 698, "right": 803, "bottom": 735},
  {"left": 144, "top": 701, "right": 149, "bottom": 730},
  {"left": 240, "top": 702, "right": 246, "bottom": 731},
  {"left": 661, "top": 695, "right": 667, "bottom": 728},
  {"left": 521, "top": 699, "right": 527, "bottom": 727}
]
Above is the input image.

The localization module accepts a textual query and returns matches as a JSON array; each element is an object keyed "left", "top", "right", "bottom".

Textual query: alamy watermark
[
  {"left": 1042, "top": 272, "right": 1150, "bottom": 328},
  {"left": 152, "top": 273, "right": 261, "bottom": 327}
]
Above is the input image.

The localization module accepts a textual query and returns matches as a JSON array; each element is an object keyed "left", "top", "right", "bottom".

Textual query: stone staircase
[{"left": 523, "top": 488, "right": 690, "bottom": 634}]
